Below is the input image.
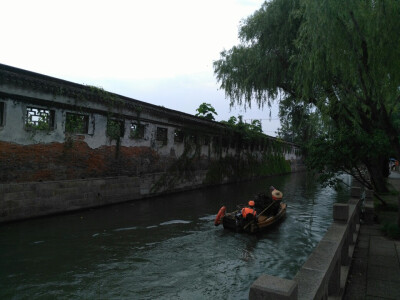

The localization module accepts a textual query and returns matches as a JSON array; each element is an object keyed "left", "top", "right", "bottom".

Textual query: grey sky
[{"left": 0, "top": 0, "right": 280, "bottom": 135}]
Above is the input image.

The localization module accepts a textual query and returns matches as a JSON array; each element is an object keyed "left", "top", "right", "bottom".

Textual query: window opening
[
  {"left": 65, "top": 113, "right": 89, "bottom": 134},
  {"left": 107, "top": 119, "right": 125, "bottom": 138},
  {"left": 26, "top": 106, "right": 54, "bottom": 130},
  {"left": 156, "top": 127, "right": 168, "bottom": 143},
  {"left": 174, "top": 130, "right": 184, "bottom": 143},
  {"left": 130, "top": 122, "right": 145, "bottom": 139}
]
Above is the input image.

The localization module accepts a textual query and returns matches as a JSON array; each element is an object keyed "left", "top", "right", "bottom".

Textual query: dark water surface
[{"left": 0, "top": 173, "right": 351, "bottom": 299}]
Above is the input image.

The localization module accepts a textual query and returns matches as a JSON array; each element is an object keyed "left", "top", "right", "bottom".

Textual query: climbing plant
[
  {"left": 107, "top": 118, "right": 124, "bottom": 158},
  {"left": 150, "top": 127, "right": 203, "bottom": 193},
  {"left": 65, "top": 113, "right": 88, "bottom": 134}
]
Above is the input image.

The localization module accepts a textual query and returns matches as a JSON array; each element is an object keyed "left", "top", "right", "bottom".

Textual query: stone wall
[
  {"left": 0, "top": 171, "right": 213, "bottom": 223},
  {"left": 0, "top": 63, "right": 304, "bottom": 222}
]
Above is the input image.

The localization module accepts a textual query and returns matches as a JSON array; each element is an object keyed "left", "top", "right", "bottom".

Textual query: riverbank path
[{"left": 343, "top": 172, "right": 400, "bottom": 299}]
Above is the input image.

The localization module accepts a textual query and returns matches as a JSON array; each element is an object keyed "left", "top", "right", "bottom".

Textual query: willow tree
[
  {"left": 214, "top": 0, "right": 301, "bottom": 109},
  {"left": 277, "top": 98, "right": 327, "bottom": 146},
  {"left": 214, "top": 0, "right": 400, "bottom": 192},
  {"left": 295, "top": 0, "right": 400, "bottom": 192}
]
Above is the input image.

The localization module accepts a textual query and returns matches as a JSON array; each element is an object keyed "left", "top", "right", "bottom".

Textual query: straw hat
[{"left": 271, "top": 189, "right": 283, "bottom": 200}]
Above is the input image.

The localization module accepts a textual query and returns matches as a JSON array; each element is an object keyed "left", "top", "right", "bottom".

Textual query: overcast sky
[{"left": 0, "top": 0, "right": 280, "bottom": 136}]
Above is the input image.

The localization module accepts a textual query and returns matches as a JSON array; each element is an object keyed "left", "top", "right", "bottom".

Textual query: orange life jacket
[{"left": 242, "top": 207, "right": 256, "bottom": 218}]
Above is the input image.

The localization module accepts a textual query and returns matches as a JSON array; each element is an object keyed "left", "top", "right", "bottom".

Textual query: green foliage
[
  {"left": 129, "top": 124, "right": 144, "bottom": 140},
  {"left": 204, "top": 153, "right": 291, "bottom": 185},
  {"left": 86, "top": 85, "right": 124, "bottom": 107},
  {"left": 277, "top": 97, "right": 327, "bottom": 145},
  {"left": 195, "top": 103, "right": 218, "bottom": 121},
  {"left": 150, "top": 116, "right": 292, "bottom": 192},
  {"left": 106, "top": 119, "right": 123, "bottom": 158},
  {"left": 65, "top": 114, "right": 86, "bottom": 134},
  {"left": 213, "top": 0, "right": 301, "bottom": 109},
  {"left": 214, "top": 0, "right": 400, "bottom": 192},
  {"left": 26, "top": 118, "right": 50, "bottom": 131},
  {"left": 305, "top": 126, "right": 392, "bottom": 190},
  {"left": 250, "top": 119, "right": 262, "bottom": 133},
  {"left": 107, "top": 120, "right": 122, "bottom": 140},
  {"left": 295, "top": 0, "right": 400, "bottom": 191},
  {"left": 226, "top": 116, "right": 237, "bottom": 125},
  {"left": 208, "top": 115, "right": 292, "bottom": 185},
  {"left": 382, "top": 223, "right": 400, "bottom": 239},
  {"left": 220, "top": 115, "right": 264, "bottom": 145},
  {"left": 150, "top": 131, "right": 201, "bottom": 193}
]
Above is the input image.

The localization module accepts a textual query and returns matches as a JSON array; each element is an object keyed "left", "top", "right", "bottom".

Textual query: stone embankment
[
  {"left": 249, "top": 183, "right": 367, "bottom": 299},
  {"left": 250, "top": 174, "right": 400, "bottom": 299}
]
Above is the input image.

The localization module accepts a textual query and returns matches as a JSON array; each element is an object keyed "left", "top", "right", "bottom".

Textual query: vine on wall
[
  {"left": 44, "top": 83, "right": 297, "bottom": 186},
  {"left": 203, "top": 153, "right": 291, "bottom": 186},
  {"left": 150, "top": 121, "right": 293, "bottom": 193},
  {"left": 150, "top": 128, "right": 203, "bottom": 193}
]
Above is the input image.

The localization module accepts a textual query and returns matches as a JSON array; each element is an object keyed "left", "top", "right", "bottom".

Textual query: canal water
[{"left": 0, "top": 173, "right": 351, "bottom": 300}]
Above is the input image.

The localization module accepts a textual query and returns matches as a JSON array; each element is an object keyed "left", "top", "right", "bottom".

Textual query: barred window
[
  {"left": 26, "top": 106, "right": 55, "bottom": 130},
  {"left": 130, "top": 122, "right": 145, "bottom": 139},
  {"left": 174, "top": 130, "right": 184, "bottom": 143},
  {"left": 65, "top": 113, "right": 89, "bottom": 134},
  {"left": 156, "top": 127, "right": 168, "bottom": 143}
]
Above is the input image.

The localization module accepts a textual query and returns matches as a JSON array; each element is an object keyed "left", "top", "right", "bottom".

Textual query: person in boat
[
  {"left": 253, "top": 193, "right": 271, "bottom": 211},
  {"left": 269, "top": 186, "right": 283, "bottom": 215},
  {"left": 241, "top": 200, "right": 257, "bottom": 222}
]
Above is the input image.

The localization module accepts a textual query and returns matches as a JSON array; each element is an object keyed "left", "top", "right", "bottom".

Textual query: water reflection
[{"left": 0, "top": 173, "right": 350, "bottom": 299}]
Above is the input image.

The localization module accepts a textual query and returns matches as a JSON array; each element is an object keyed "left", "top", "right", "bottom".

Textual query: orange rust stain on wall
[{"left": 0, "top": 141, "right": 161, "bottom": 183}]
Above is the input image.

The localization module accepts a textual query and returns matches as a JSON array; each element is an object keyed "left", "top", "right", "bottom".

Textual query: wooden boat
[{"left": 215, "top": 201, "right": 287, "bottom": 234}]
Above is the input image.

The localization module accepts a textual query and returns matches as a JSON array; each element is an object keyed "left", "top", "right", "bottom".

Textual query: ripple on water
[
  {"left": 0, "top": 174, "right": 351, "bottom": 300},
  {"left": 159, "top": 220, "right": 192, "bottom": 226},
  {"left": 32, "top": 240, "right": 44, "bottom": 244},
  {"left": 113, "top": 226, "right": 137, "bottom": 232},
  {"left": 198, "top": 215, "right": 215, "bottom": 222},
  {"left": 146, "top": 225, "right": 158, "bottom": 229}
]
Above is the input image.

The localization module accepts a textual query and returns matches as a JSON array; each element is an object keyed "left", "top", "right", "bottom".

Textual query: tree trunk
[
  {"left": 365, "top": 157, "right": 389, "bottom": 193},
  {"left": 382, "top": 156, "right": 390, "bottom": 178}
]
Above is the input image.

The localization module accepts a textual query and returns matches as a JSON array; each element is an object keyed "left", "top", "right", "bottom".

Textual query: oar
[{"left": 243, "top": 201, "right": 276, "bottom": 230}]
